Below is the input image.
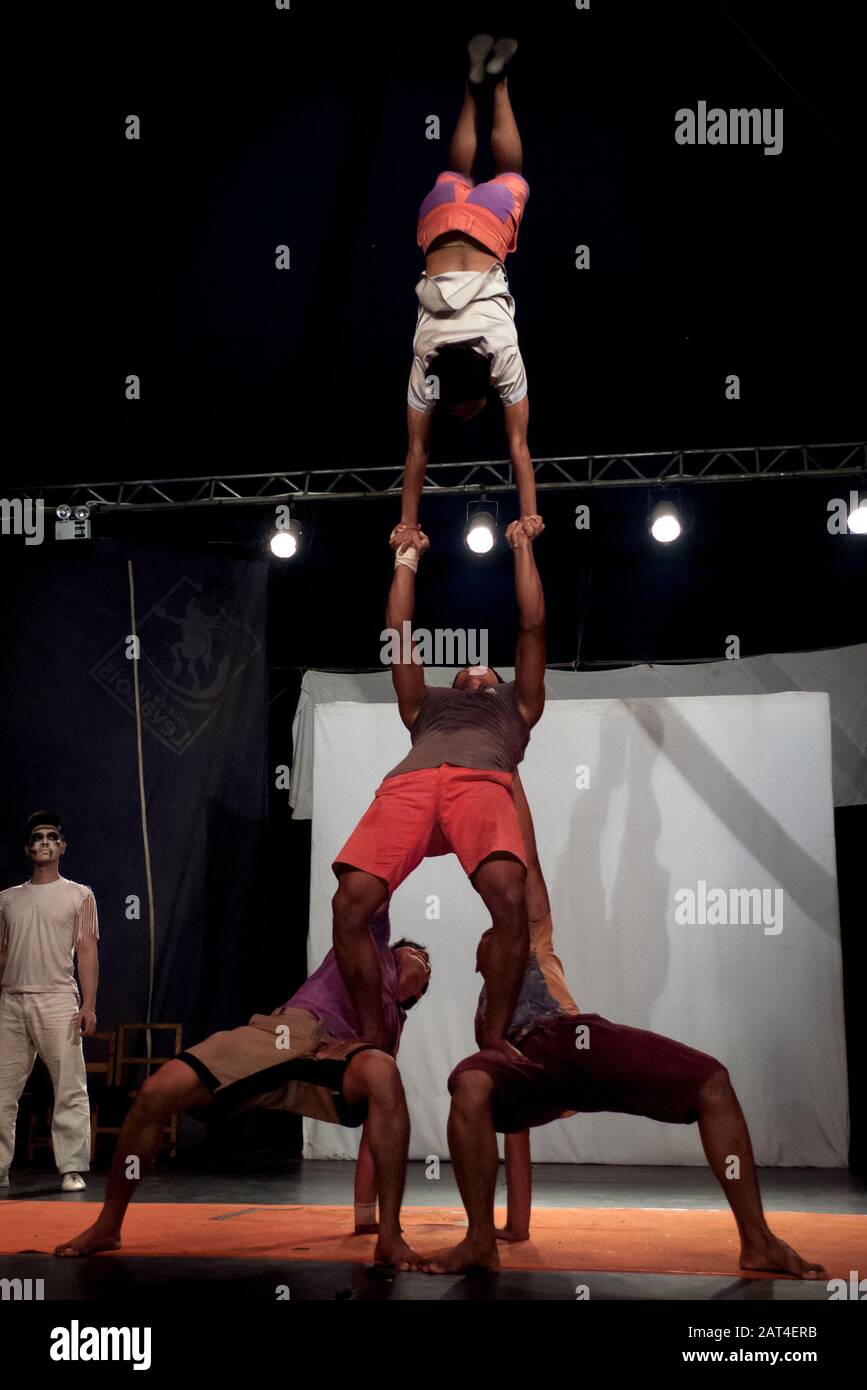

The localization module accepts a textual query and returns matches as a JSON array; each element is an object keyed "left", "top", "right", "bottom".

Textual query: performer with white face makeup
[{"left": 0, "top": 810, "right": 99, "bottom": 1193}]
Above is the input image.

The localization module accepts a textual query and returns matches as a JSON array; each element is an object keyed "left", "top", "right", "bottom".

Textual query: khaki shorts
[{"left": 178, "top": 1007, "right": 377, "bottom": 1128}]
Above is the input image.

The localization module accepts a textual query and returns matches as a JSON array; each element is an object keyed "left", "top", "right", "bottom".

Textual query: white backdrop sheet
[
  {"left": 289, "top": 643, "right": 867, "bottom": 817},
  {"left": 304, "top": 691, "right": 849, "bottom": 1166}
]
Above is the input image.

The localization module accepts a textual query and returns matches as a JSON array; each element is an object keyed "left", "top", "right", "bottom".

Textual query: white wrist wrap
[{"left": 394, "top": 544, "right": 419, "bottom": 573}]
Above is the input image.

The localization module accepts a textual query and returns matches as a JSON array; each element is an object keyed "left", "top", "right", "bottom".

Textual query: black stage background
[{"left": 16, "top": 1, "right": 865, "bottom": 475}]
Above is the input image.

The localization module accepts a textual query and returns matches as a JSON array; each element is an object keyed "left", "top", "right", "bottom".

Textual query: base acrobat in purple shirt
[{"left": 281, "top": 901, "right": 405, "bottom": 1055}]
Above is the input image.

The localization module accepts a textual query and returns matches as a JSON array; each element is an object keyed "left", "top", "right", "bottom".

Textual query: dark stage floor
[{"left": 4, "top": 1163, "right": 864, "bottom": 1301}]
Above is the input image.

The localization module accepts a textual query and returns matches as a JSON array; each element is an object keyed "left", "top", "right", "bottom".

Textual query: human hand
[
  {"left": 520, "top": 513, "right": 545, "bottom": 540},
  {"left": 389, "top": 523, "right": 430, "bottom": 556},
  {"left": 73, "top": 1007, "right": 97, "bottom": 1037},
  {"left": 482, "top": 1036, "right": 526, "bottom": 1063},
  {"left": 505, "top": 520, "right": 532, "bottom": 552}
]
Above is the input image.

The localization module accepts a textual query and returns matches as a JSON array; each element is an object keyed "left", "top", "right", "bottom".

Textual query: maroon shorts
[{"left": 448, "top": 1014, "right": 725, "bottom": 1134}]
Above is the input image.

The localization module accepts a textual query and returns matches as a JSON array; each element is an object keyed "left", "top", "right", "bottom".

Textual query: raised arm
[
  {"left": 386, "top": 524, "right": 430, "bottom": 730},
  {"left": 400, "top": 407, "right": 434, "bottom": 529},
  {"left": 507, "top": 520, "right": 546, "bottom": 728}
]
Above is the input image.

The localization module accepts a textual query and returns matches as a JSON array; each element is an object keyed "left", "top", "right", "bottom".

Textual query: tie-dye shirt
[{"left": 475, "top": 911, "right": 578, "bottom": 1044}]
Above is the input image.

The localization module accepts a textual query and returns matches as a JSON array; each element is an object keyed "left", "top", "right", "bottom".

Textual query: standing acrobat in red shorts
[{"left": 331, "top": 514, "right": 546, "bottom": 1057}]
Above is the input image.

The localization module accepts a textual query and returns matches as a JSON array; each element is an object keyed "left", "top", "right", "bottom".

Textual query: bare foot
[
  {"left": 740, "top": 1233, "right": 826, "bottom": 1280},
  {"left": 495, "top": 1224, "right": 529, "bottom": 1243},
  {"left": 424, "top": 1235, "right": 500, "bottom": 1274},
  {"left": 54, "top": 1223, "right": 121, "bottom": 1258},
  {"left": 372, "top": 1233, "right": 427, "bottom": 1271}
]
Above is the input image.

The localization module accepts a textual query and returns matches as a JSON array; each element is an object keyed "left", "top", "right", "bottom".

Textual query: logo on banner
[{"left": 90, "top": 577, "right": 261, "bottom": 755}]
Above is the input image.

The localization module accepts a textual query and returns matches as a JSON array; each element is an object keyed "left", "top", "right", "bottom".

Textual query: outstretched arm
[
  {"left": 503, "top": 396, "right": 543, "bottom": 535},
  {"left": 499, "top": 1130, "right": 532, "bottom": 1241},
  {"left": 510, "top": 770, "right": 550, "bottom": 923},
  {"left": 508, "top": 521, "right": 546, "bottom": 728},
  {"left": 386, "top": 524, "right": 430, "bottom": 730},
  {"left": 354, "top": 1126, "right": 379, "bottom": 1233},
  {"left": 512, "top": 770, "right": 579, "bottom": 1013},
  {"left": 400, "top": 407, "right": 434, "bottom": 529}
]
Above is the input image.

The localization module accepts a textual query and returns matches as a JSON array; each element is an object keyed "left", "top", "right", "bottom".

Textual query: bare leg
[
  {"left": 448, "top": 84, "right": 479, "bottom": 179},
  {"left": 491, "top": 79, "right": 523, "bottom": 175},
  {"left": 54, "top": 1059, "right": 211, "bottom": 1256},
  {"left": 471, "top": 854, "right": 529, "bottom": 1045},
  {"left": 332, "top": 867, "right": 390, "bottom": 1049},
  {"left": 343, "top": 1049, "right": 425, "bottom": 1270},
  {"left": 426, "top": 1070, "right": 500, "bottom": 1273},
  {"left": 696, "top": 1068, "right": 827, "bottom": 1279}
]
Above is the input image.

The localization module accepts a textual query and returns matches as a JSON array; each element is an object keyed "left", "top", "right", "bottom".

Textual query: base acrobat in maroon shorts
[{"left": 448, "top": 1013, "right": 725, "bottom": 1134}]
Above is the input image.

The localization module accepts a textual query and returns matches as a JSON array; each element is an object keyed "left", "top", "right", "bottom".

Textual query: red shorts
[
  {"left": 449, "top": 1014, "right": 725, "bottom": 1134},
  {"left": 332, "top": 764, "right": 527, "bottom": 894},
  {"left": 417, "top": 170, "right": 530, "bottom": 261}
]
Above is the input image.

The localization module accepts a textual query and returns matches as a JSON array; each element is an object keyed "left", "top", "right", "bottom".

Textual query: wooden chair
[
  {"left": 113, "top": 1023, "right": 184, "bottom": 1158},
  {"left": 26, "top": 1022, "right": 183, "bottom": 1163}
]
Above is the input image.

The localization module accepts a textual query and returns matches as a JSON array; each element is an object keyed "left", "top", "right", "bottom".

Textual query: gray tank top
[{"left": 384, "top": 681, "right": 530, "bottom": 780}]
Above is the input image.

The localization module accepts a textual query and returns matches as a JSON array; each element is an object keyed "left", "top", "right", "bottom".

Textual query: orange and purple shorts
[
  {"left": 332, "top": 764, "right": 527, "bottom": 895},
  {"left": 417, "top": 170, "right": 530, "bottom": 262}
]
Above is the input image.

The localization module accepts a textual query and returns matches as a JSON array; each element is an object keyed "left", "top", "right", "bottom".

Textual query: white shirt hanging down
[
  {"left": 0, "top": 877, "right": 99, "bottom": 992},
  {"left": 407, "top": 263, "right": 528, "bottom": 413}
]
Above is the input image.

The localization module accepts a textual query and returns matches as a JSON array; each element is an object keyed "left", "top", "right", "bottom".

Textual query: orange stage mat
[{"left": 4, "top": 1202, "right": 863, "bottom": 1277}]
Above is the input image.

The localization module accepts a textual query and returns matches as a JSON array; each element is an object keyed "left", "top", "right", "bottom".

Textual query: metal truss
[{"left": 18, "top": 442, "right": 866, "bottom": 513}]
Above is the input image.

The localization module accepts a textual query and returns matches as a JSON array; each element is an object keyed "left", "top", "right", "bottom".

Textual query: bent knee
[
  {"left": 348, "top": 1049, "right": 403, "bottom": 1097},
  {"left": 485, "top": 879, "right": 528, "bottom": 921},
  {"left": 137, "top": 1065, "right": 192, "bottom": 1113},
  {"left": 449, "top": 1067, "right": 495, "bottom": 1111},
  {"left": 332, "top": 877, "right": 384, "bottom": 925}
]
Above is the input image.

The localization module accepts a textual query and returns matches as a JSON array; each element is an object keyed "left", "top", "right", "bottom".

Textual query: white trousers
[{"left": 0, "top": 986, "right": 91, "bottom": 1178}]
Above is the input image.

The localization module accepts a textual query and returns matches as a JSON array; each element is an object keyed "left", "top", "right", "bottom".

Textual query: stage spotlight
[
  {"left": 649, "top": 501, "right": 682, "bottom": 544},
  {"left": 55, "top": 503, "right": 91, "bottom": 540},
  {"left": 465, "top": 500, "right": 498, "bottom": 554},
  {"left": 269, "top": 529, "right": 298, "bottom": 559},
  {"left": 467, "top": 514, "right": 495, "bottom": 553},
  {"left": 848, "top": 497, "right": 867, "bottom": 534},
  {"left": 268, "top": 506, "right": 303, "bottom": 559}
]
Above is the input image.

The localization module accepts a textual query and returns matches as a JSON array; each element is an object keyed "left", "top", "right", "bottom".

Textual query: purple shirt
[{"left": 281, "top": 903, "right": 405, "bottom": 1055}]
